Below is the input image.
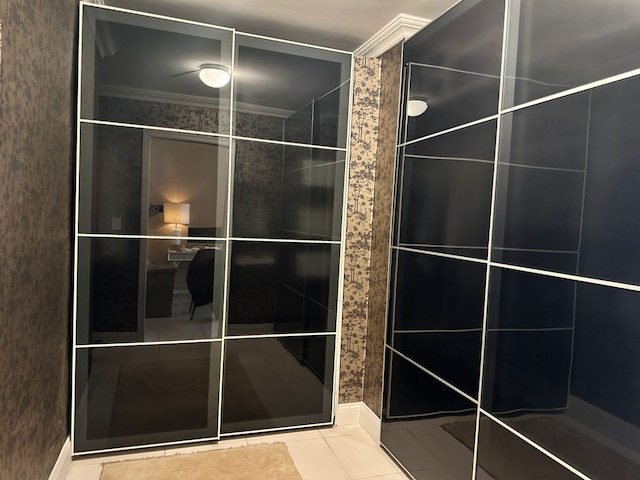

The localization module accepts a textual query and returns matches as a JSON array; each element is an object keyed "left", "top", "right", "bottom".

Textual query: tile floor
[{"left": 65, "top": 425, "right": 410, "bottom": 480}]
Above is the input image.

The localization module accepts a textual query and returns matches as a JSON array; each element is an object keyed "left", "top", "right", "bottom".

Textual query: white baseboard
[
  {"left": 335, "top": 402, "right": 362, "bottom": 426},
  {"left": 336, "top": 402, "right": 381, "bottom": 443},
  {"left": 48, "top": 437, "right": 71, "bottom": 480}
]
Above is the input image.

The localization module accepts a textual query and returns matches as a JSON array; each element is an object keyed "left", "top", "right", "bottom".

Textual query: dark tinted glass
[
  {"left": 392, "top": 251, "right": 486, "bottom": 332},
  {"left": 221, "top": 336, "right": 334, "bottom": 433},
  {"left": 227, "top": 242, "right": 339, "bottom": 335},
  {"left": 74, "top": 342, "right": 221, "bottom": 452},
  {"left": 78, "top": 123, "right": 229, "bottom": 237},
  {"left": 81, "top": 6, "right": 232, "bottom": 133},
  {"left": 475, "top": 415, "right": 581, "bottom": 480},
  {"left": 578, "top": 76, "right": 640, "bottom": 285},
  {"left": 398, "top": 121, "right": 496, "bottom": 257},
  {"left": 76, "top": 237, "right": 225, "bottom": 344},
  {"left": 381, "top": 350, "right": 476, "bottom": 480},
  {"left": 390, "top": 251, "right": 485, "bottom": 396},
  {"left": 284, "top": 101, "right": 313, "bottom": 144},
  {"left": 402, "top": 0, "right": 504, "bottom": 141},
  {"left": 494, "top": 77, "right": 640, "bottom": 284},
  {"left": 233, "top": 140, "right": 345, "bottom": 240},
  {"left": 234, "top": 35, "right": 351, "bottom": 147},
  {"left": 492, "top": 94, "right": 586, "bottom": 274},
  {"left": 503, "top": 0, "right": 640, "bottom": 108},
  {"left": 483, "top": 267, "right": 640, "bottom": 479}
]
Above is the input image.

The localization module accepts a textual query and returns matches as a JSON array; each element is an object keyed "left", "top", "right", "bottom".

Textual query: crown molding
[
  {"left": 98, "top": 84, "right": 295, "bottom": 119},
  {"left": 354, "top": 13, "right": 430, "bottom": 58}
]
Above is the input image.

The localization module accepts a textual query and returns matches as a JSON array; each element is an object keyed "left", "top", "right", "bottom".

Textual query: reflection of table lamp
[{"left": 164, "top": 203, "right": 190, "bottom": 247}]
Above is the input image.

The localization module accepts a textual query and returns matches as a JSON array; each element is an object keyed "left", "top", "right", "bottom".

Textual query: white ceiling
[{"left": 103, "top": 0, "right": 460, "bottom": 51}]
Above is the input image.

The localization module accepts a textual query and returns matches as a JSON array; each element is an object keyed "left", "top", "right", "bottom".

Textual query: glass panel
[
  {"left": 78, "top": 123, "right": 229, "bottom": 237},
  {"left": 284, "top": 101, "right": 313, "bottom": 144},
  {"left": 76, "top": 237, "right": 225, "bottom": 344},
  {"left": 233, "top": 140, "right": 345, "bottom": 240},
  {"left": 282, "top": 84, "right": 350, "bottom": 148},
  {"left": 503, "top": 0, "right": 640, "bottom": 108},
  {"left": 314, "top": 82, "right": 350, "bottom": 148},
  {"left": 483, "top": 267, "right": 640, "bottom": 479},
  {"left": 234, "top": 34, "right": 351, "bottom": 147},
  {"left": 398, "top": 121, "right": 496, "bottom": 258},
  {"left": 492, "top": 93, "right": 586, "bottom": 274},
  {"left": 221, "top": 336, "right": 334, "bottom": 433},
  {"left": 578, "top": 76, "right": 640, "bottom": 285},
  {"left": 475, "top": 415, "right": 581, "bottom": 480},
  {"left": 390, "top": 251, "right": 485, "bottom": 396},
  {"left": 381, "top": 350, "right": 476, "bottom": 480},
  {"left": 227, "top": 242, "right": 339, "bottom": 336},
  {"left": 402, "top": 0, "right": 504, "bottom": 142},
  {"left": 74, "top": 342, "right": 221, "bottom": 452},
  {"left": 81, "top": 5, "right": 232, "bottom": 133},
  {"left": 494, "top": 77, "right": 640, "bottom": 284}
]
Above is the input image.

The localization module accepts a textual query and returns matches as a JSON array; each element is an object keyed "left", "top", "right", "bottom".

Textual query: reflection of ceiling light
[
  {"left": 407, "top": 98, "right": 428, "bottom": 117},
  {"left": 198, "top": 64, "right": 231, "bottom": 88}
]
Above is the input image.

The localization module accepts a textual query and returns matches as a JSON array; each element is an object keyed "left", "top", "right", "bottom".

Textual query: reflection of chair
[{"left": 186, "top": 249, "right": 215, "bottom": 321}]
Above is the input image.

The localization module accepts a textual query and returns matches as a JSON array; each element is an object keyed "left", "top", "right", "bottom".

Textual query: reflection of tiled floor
[
  {"left": 66, "top": 425, "right": 409, "bottom": 480},
  {"left": 382, "top": 415, "right": 491, "bottom": 480},
  {"left": 143, "top": 293, "right": 218, "bottom": 341}
]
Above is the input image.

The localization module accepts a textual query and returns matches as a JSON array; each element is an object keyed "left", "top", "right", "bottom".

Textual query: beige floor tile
[
  {"left": 356, "top": 474, "right": 410, "bottom": 480},
  {"left": 66, "top": 462, "right": 103, "bottom": 480},
  {"left": 319, "top": 424, "right": 366, "bottom": 438},
  {"left": 326, "top": 433, "right": 401, "bottom": 479},
  {"left": 246, "top": 428, "right": 323, "bottom": 445},
  {"left": 98, "top": 448, "right": 167, "bottom": 463},
  {"left": 164, "top": 437, "right": 248, "bottom": 456},
  {"left": 286, "top": 438, "right": 351, "bottom": 480}
]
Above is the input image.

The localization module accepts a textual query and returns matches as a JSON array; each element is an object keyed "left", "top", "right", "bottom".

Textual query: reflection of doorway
[{"left": 139, "top": 131, "right": 226, "bottom": 340}]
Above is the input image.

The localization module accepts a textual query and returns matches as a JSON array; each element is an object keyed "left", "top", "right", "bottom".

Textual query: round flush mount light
[
  {"left": 407, "top": 98, "right": 429, "bottom": 117},
  {"left": 198, "top": 64, "right": 231, "bottom": 88}
]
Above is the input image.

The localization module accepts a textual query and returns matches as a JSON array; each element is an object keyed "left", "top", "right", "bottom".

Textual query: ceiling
[{"left": 102, "top": 0, "right": 460, "bottom": 51}]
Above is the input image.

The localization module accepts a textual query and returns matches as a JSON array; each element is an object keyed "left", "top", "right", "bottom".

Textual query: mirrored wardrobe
[
  {"left": 383, "top": 0, "right": 640, "bottom": 479},
  {"left": 73, "top": 3, "right": 351, "bottom": 454}
]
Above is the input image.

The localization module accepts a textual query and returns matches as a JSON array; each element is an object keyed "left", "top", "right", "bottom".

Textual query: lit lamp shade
[
  {"left": 164, "top": 203, "right": 190, "bottom": 226},
  {"left": 164, "top": 203, "right": 190, "bottom": 246}
]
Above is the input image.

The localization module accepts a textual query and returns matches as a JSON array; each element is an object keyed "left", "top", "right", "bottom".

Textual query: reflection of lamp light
[
  {"left": 198, "top": 64, "right": 231, "bottom": 88},
  {"left": 164, "top": 203, "right": 190, "bottom": 247},
  {"left": 407, "top": 98, "right": 428, "bottom": 117}
]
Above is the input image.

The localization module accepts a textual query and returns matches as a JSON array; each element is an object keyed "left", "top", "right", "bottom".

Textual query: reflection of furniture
[
  {"left": 188, "top": 226, "right": 218, "bottom": 238},
  {"left": 168, "top": 249, "right": 198, "bottom": 263},
  {"left": 186, "top": 249, "right": 216, "bottom": 321},
  {"left": 145, "top": 265, "right": 178, "bottom": 318}
]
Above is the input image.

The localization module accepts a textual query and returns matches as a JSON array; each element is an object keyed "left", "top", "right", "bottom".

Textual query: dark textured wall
[
  {"left": 363, "top": 43, "right": 403, "bottom": 416},
  {"left": 0, "top": 0, "right": 77, "bottom": 477}
]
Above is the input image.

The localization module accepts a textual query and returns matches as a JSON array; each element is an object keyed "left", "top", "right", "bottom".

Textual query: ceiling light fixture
[
  {"left": 407, "top": 98, "right": 429, "bottom": 117},
  {"left": 198, "top": 64, "right": 231, "bottom": 88}
]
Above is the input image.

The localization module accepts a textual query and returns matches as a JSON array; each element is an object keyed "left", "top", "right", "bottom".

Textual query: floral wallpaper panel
[
  {"left": 339, "top": 55, "right": 381, "bottom": 403},
  {"left": 363, "top": 43, "right": 403, "bottom": 416}
]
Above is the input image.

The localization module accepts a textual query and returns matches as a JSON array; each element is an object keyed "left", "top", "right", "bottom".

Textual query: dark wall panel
[{"left": 0, "top": 0, "right": 77, "bottom": 477}]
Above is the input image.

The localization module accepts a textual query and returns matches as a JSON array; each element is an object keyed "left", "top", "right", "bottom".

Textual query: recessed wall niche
[{"left": 73, "top": 3, "right": 351, "bottom": 454}]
